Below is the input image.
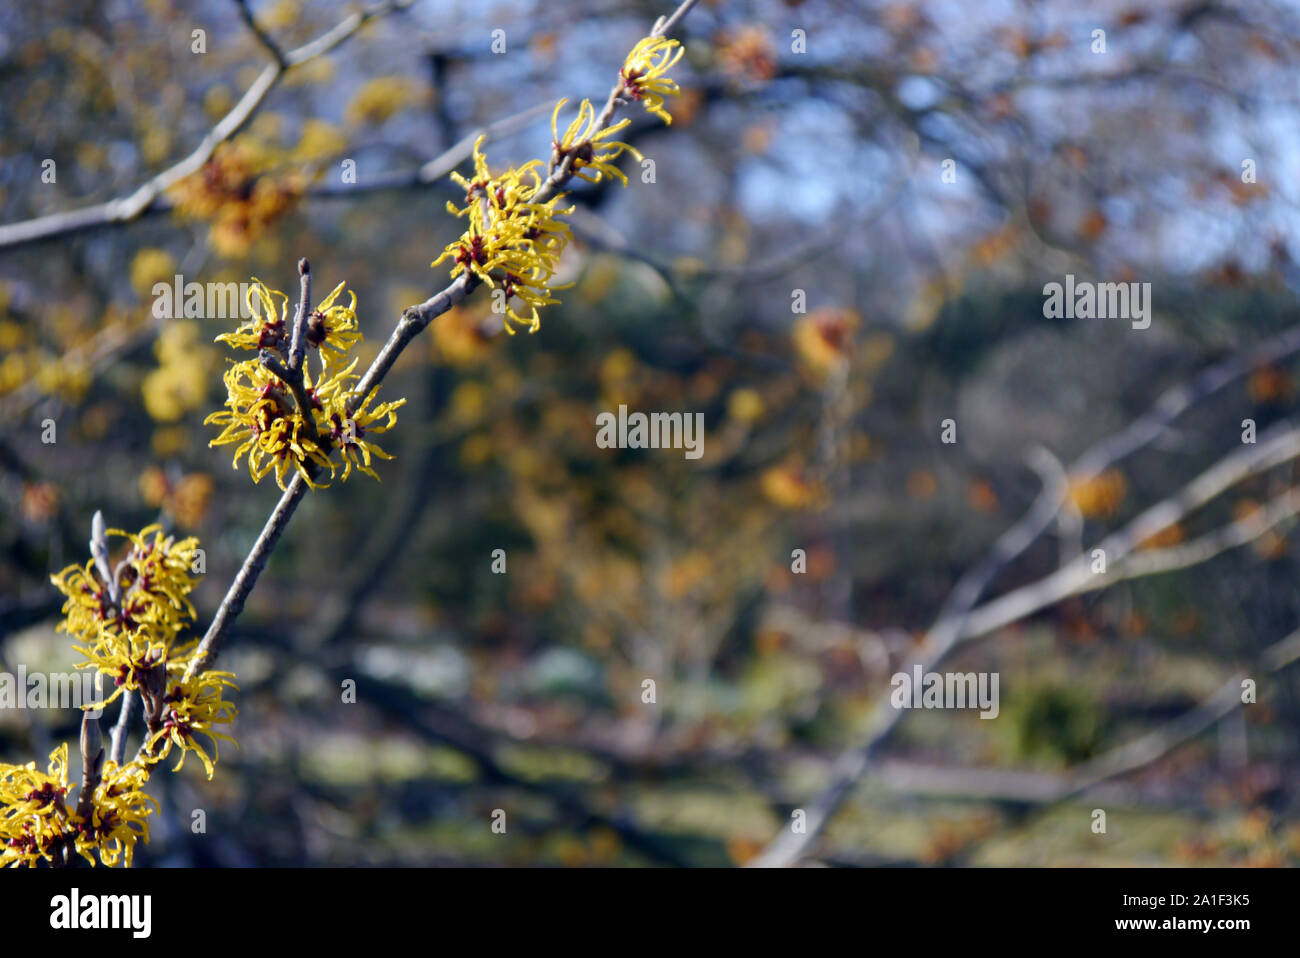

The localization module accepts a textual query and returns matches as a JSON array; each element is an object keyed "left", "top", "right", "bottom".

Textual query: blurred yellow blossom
[
  {"left": 1066, "top": 469, "right": 1127, "bottom": 518},
  {"left": 715, "top": 27, "right": 777, "bottom": 85},
  {"left": 129, "top": 248, "right": 178, "bottom": 299},
  {"left": 142, "top": 320, "right": 213, "bottom": 422},
  {"left": 432, "top": 306, "right": 496, "bottom": 366},
  {"left": 727, "top": 387, "right": 765, "bottom": 423},
  {"left": 168, "top": 138, "right": 305, "bottom": 257},
  {"left": 761, "top": 463, "right": 823, "bottom": 509},
  {"left": 793, "top": 308, "right": 858, "bottom": 381},
  {"left": 345, "top": 76, "right": 413, "bottom": 127}
]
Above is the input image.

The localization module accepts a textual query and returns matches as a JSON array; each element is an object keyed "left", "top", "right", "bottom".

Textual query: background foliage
[{"left": 2, "top": 0, "right": 1299, "bottom": 866}]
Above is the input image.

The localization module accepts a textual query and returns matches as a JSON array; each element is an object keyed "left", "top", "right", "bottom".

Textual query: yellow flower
[
  {"left": 141, "top": 321, "right": 214, "bottom": 422},
  {"left": 727, "top": 387, "right": 765, "bottom": 423},
  {"left": 129, "top": 248, "right": 178, "bottom": 300},
  {"left": 793, "top": 308, "right": 859, "bottom": 381},
  {"left": 3, "top": 747, "right": 159, "bottom": 867},
  {"left": 73, "top": 625, "right": 166, "bottom": 709},
  {"left": 760, "top": 463, "right": 823, "bottom": 510},
  {"left": 205, "top": 358, "right": 335, "bottom": 489},
  {"left": 168, "top": 139, "right": 304, "bottom": 258},
  {"left": 432, "top": 305, "right": 496, "bottom": 366},
  {"left": 345, "top": 75, "right": 412, "bottom": 127},
  {"left": 0, "top": 744, "right": 71, "bottom": 868},
  {"left": 72, "top": 760, "right": 159, "bottom": 868},
  {"left": 432, "top": 136, "right": 575, "bottom": 333},
  {"left": 715, "top": 26, "right": 777, "bottom": 85},
  {"left": 550, "top": 98, "right": 643, "bottom": 185},
  {"left": 144, "top": 671, "right": 239, "bottom": 780},
  {"left": 323, "top": 386, "right": 406, "bottom": 482},
  {"left": 50, "top": 524, "right": 201, "bottom": 651},
  {"left": 217, "top": 279, "right": 360, "bottom": 369},
  {"left": 215, "top": 279, "right": 292, "bottom": 353},
  {"left": 138, "top": 471, "right": 215, "bottom": 529},
  {"left": 1066, "top": 469, "right": 1128, "bottom": 519},
  {"left": 304, "top": 281, "right": 363, "bottom": 369},
  {"left": 620, "top": 36, "right": 684, "bottom": 124},
  {"left": 210, "top": 280, "right": 402, "bottom": 486}
]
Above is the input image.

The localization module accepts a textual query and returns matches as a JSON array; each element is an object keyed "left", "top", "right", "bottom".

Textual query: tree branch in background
[
  {"left": 752, "top": 325, "right": 1300, "bottom": 866},
  {"left": 233, "top": 0, "right": 288, "bottom": 68},
  {"left": 0, "top": 0, "right": 415, "bottom": 251}
]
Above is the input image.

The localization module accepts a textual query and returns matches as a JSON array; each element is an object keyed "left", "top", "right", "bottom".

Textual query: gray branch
[{"left": 0, "top": 0, "right": 413, "bottom": 250}]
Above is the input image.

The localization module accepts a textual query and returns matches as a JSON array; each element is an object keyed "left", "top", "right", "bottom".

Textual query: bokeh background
[{"left": 2, "top": 0, "right": 1300, "bottom": 866}]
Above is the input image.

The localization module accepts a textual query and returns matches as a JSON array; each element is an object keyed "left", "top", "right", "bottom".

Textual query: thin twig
[
  {"left": 309, "top": 100, "right": 556, "bottom": 199},
  {"left": 652, "top": 0, "right": 699, "bottom": 38},
  {"left": 947, "top": 627, "right": 1300, "bottom": 864},
  {"left": 349, "top": 274, "right": 474, "bottom": 415},
  {"left": 960, "top": 421, "right": 1300, "bottom": 642},
  {"left": 233, "top": 0, "right": 288, "bottom": 67},
  {"left": 288, "top": 258, "right": 312, "bottom": 374}
]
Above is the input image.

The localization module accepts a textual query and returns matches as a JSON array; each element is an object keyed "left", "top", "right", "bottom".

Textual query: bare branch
[
  {"left": 960, "top": 421, "right": 1300, "bottom": 642},
  {"left": 1104, "top": 486, "right": 1300, "bottom": 581},
  {"left": 288, "top": 257, "right": 312, "bottom": 374},
  {"left": 109, "top": 690, "right": 137, "bottom": 767},
  {"left": 652, "top": 0, "right": 700, "bottom": 38},
  {"left": 1073, "top": 323, "right": 1300, "bottom": 478},
  {"left": 749, "top": 446, "right": 1069, "bottom": 868},
  {"left": 750, "top": 320, "right": 1300, "bottom": 865},
  {"left": 70, "top": 712, "right": 104, "bottom": 864},
  {"left": 182, "top": 474, "right": 308, "bottom": 680},
  {"left": 348, "top": 273, "right": 474, "bottom": 416},
  {"left": 949, "top": 626, "right": 1300, "bottom": 863},
  {"left": 310, "top": 100, "right": 556, "bottom": 199},
  {"left": 0, "top": 0, "right": 413, "bottom": 251}
]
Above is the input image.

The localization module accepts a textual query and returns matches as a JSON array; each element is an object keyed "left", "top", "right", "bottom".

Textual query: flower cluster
[
  {"left": 432, "top": 136, "right": 575, "bottom": 334},
  {"left": 0, "top": 745, "right": 72, "bottom": 867},
  {"left": 74, "top": 760, "right": 159, "bottom": 868},
  {"left": 50, "top": 523, "right": 200, "bottom": 656},
  {"left": 2, "top": 26, "right": 693, "bottom": 870},
  {"left": 1, "top": 732, "right": 192, "bottom": 868},
  {"left": 206, "top": 278, "right": 405, "bottom": 488},
  {"left": 431, "top": 34, "right": 684, "bottom": 333},
  {"left": 3, "top": 525, "right": 240, "bottom": 866}
]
